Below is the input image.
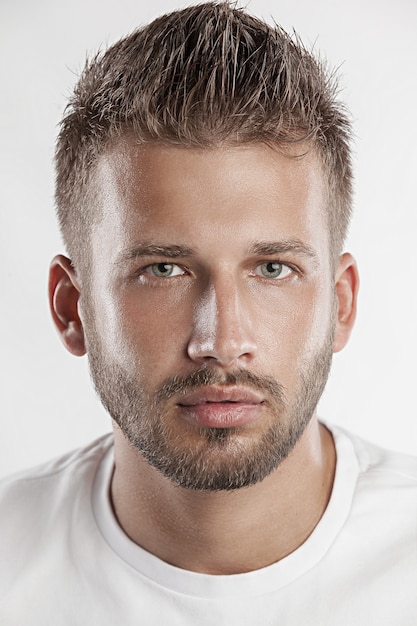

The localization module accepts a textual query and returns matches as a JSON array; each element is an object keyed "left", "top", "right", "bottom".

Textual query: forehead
[{"left": 90, "top": 140, "right": 329, "bottom": 257}]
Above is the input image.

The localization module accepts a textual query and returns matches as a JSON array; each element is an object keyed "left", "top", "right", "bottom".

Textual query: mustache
[{"left": 156, "top": 367, "right": 286, "bottom": 405}]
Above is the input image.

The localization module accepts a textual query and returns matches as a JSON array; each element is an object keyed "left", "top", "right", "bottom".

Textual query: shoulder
[
  {"left": 0, "top": 433, "right": 114, "bottom": 525},
  {"left": 330, "top": 423, "right": 417, "bottom": 516},
  {"left": 337, "top": 425, "right": 417, "bottom": 482},
  {"left": 0, "top": 434, "right": 114, "bottom": 612}
]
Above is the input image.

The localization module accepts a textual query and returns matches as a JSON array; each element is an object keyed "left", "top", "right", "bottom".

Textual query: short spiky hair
[{"left": 55, "top": 1, "right": 353, "bottom": 271}]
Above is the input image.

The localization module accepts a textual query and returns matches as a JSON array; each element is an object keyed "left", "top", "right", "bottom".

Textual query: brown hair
[{"left": 55, "top": 1, "right": 353, "bottom": 272}]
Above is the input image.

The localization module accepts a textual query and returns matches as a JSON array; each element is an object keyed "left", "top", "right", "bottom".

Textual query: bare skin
[
  {"left": 49, "top": 141, "right": 358, "bottom": 575},
  {"left": 111, "top": 419, "right": 336, "bottom": 574}
]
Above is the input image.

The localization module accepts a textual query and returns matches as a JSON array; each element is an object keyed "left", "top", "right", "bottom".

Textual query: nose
[{"left": 186, "top": 275, "right": 258, "bottom": 367}]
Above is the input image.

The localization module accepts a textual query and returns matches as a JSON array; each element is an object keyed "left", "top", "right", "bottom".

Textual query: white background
[{"left": 1, "top": 0, "right": 416, "bottom": 478}]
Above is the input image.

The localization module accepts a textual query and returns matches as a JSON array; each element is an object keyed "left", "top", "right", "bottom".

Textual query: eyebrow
[
  {"left": 117, "top": 238, "right": 319, "bottom": 265},
  {"left": 117, "top": 243, "right": 196, "bottom": 264},
  {"left": 249, "top": 239, "right": 318, "bottom": 260}
]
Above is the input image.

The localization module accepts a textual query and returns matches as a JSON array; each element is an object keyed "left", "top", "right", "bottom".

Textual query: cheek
[
  {"left": 108, "top": 287, "right": 194, "bottom": 376},
  {"left": 254, "top": 282, "right": 333, "bottom": 363}
]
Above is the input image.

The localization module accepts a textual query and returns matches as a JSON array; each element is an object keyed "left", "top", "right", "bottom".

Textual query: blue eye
[
  {"left": 145, "top": 263, "right": 184, "bottom": 278},
  {"left": 256, "top": 262, "right": 292, "bottom": 279}
]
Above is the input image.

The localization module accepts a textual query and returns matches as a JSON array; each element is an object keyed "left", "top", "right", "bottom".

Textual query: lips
[{"left": 177, "top": 386, "right": 265, "bottom": 428}]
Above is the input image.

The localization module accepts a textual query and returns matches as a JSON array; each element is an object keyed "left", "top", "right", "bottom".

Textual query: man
[{"left": 1, "top": 2, "right": 416, "bottom": 623}]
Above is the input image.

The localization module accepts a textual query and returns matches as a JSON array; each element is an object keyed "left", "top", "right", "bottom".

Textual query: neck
[{"left": 110, "top": 417, "right": 336, "bottom": 575}]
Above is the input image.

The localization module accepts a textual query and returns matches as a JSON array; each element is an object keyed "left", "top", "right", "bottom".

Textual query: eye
[
  {"left": 143, "top": 263, "right": 185, "bottom": 278},
  {"left": 255, "top": 262, "right": 293, "bottom": 279}
]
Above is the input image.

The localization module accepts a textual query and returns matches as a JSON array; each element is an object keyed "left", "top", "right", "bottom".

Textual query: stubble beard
[{"left": 84, "top": 316, "right": 335, "bottom": 491}]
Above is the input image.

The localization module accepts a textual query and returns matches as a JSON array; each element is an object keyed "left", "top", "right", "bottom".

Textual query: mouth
[{"left": 177, "top": 386, "right": 265, "bottom": 429}]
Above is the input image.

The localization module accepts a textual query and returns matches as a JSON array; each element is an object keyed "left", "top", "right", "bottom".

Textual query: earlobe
[
  {"left": 49, "top": 255, "right": 86, "bottom": 356},
  {"left": 333, "top": 253, "right": 359, "bottom": 353}
]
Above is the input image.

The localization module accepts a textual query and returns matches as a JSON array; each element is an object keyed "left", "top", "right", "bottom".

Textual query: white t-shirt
[{"left": 0, "top": 423, "right": 416, "bottom": 625}]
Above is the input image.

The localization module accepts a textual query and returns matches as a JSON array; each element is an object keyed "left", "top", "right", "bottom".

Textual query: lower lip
[{"left": 178, "top": 402, "right": 264, "bottom": 428}]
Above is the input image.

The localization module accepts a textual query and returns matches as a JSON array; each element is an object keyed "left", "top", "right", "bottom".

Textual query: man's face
[{"left": 81, "top": 141, "right": 337, "bottom": 490}]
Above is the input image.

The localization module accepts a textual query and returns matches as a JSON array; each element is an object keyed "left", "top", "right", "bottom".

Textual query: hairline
[{"left": 74, "top": 134, "right": 339, "bottom": 286}]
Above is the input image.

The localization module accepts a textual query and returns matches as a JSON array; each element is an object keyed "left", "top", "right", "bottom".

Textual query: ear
[
  {"left": 48, "top": 255, "right": 86, "bottom": 356},
  {"left": 333, "top": 253, "right": 359, "bottom": 353}
]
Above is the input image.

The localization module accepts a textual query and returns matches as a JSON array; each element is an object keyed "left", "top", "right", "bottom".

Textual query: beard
[{"left": 85, "top": 320, "right": 335, "bottom": 492}]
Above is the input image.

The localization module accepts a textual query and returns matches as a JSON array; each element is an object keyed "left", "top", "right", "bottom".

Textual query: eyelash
[
  {"left": 252, "top": 262, "right": 294, "bottom": 280},
  {"left": 142, "top": 262, "right": 186, "bottom": 279},
  {"left": 137, "top": 260, "right": 299, "bottom": 284}
]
